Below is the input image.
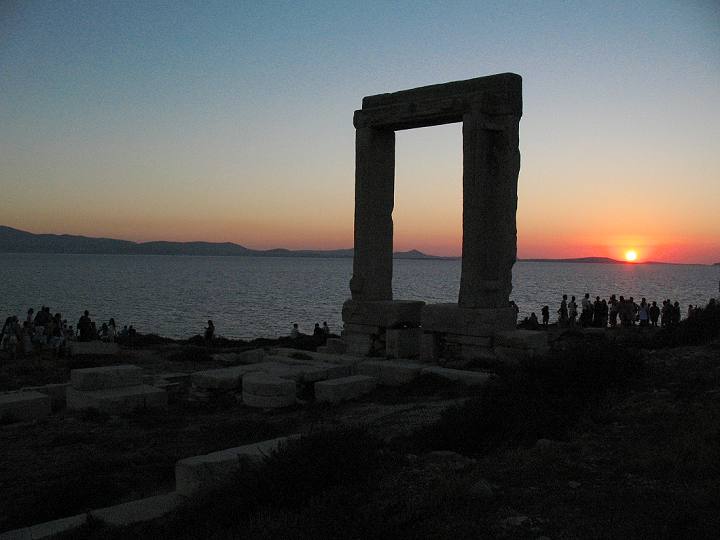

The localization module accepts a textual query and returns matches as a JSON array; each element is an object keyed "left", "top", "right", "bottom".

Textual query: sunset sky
[{"left": 1, "top": 1, "right": 718, "bottom": 263}]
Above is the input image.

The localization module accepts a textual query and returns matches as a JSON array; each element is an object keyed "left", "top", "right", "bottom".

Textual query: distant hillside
[{"left": 0, "top": 226, "right": 441, "bottom": 259}]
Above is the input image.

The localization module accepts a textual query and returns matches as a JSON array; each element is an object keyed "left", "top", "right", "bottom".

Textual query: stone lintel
[{"left": 360, "top": 73, "right": 521, "bottom": 115}]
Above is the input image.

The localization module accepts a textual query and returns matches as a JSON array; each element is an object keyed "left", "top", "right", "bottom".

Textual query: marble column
[
  {"left": 459, "top": 111, "right": 520, "bottom": 308},
  {"left": 350, "top": 127, "right": 395, "bottom": 301}
]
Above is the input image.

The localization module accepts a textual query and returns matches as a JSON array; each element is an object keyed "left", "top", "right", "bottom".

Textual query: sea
[{"left": 1, "top": 253, "right": 718, "bottom": 340}]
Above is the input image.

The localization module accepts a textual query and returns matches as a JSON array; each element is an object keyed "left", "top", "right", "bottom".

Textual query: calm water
[{"left": 1, "top": 253, "right": 717, "bottom": 339}]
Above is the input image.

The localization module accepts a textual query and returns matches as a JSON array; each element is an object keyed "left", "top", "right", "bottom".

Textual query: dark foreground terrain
[{"left": 1, "top": 303, "right": 719, "bottom": 539}]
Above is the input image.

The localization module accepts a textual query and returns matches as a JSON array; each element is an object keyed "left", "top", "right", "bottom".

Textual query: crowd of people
[
  {"left": 0, "top": 306, "right": 135, "bottom": 358},
  {"left": 290, "top": 321, "right": 331, "bottom": 339},
  {"left": 522, "top": 294, "right": 707, "bottom": 330}
]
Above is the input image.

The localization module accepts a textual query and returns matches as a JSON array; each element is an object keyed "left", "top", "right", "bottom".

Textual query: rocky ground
[{"left": 1, "top": 324, "right": 719, "bottom": 538}]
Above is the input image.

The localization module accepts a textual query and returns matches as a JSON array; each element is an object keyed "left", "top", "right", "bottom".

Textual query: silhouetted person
[
  {"left": 600, "top": 299, "right": 608, "bottom": 327},
  {"left": 638, "top": 298, "right": 649, "bottom": 328},
  {"left": 558, "top": 295, "right": 568, "bottom": 327},
  {"left": 290, "top": 323, "right": 300, "bottom": 339},
  {"left": 78, "top": 310, "right": 91, "bottom": 342},
  {"left": 608, "top": 295, "right": 619, "bottom": 328},
  {"left": 322, "top": 321, "right": 330, "bottom": 335},
  {"left": 541, "top": 305, "right": 549, "bottom": 327},
  {"left": 528, "top": 312, "right": 540, "bottom": 330},
  {"left": 592, "top": 296, "right": 603, "bottom": 327},
  {"left": 649, "top": 301, "right": 660, "bottom": 326},
  {"left": 204, "top": 320, "right": 215, "bottom": 343},
  {"left": 568, "top": 296, "right": 577, "bottom": 327},
  {"left": 672, "top": 302, "right": 681, "bottom": 325},
  {"left": 313, "top": 323, "right": 323, "bottom": 337},
  {"left": 581, "top": 293, "right": 592, "bottom": 327}
]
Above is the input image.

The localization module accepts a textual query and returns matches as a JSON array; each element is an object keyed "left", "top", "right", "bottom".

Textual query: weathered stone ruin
[{"left": 342, "top": 73, "right": 530, "bottom": 360}]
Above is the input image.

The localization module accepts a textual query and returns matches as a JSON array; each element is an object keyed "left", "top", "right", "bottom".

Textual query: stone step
[
  {"left": 242, "top": 373, "right": 295, "bottom": 397},
  {"left": 92, "top": 492, "right": 187, "bottom": 527},
  {"left": 0, "top": 391, "right": 51, "bottom": 423},
  {"left": 175, "top": 435, "right": 298, "bottom": 495},
  {"left": 190, "top": 364, "right": 266, "bottom": 390},
  {"left": 0, "top": 513, "right": 87, "bottom": 540},
  {"left": 420, "top": 367, "right": 493, "bottom": 386},
  {"left": 66, "top": 385, "right": 167, "bottom": 414},
  {"left": 242, "top": 392, "right": 296, "bottom": 408},
  {"left": 314, "top": 375, "right": 377, "bottom": 404},
  {"left": 355, "top": 360, "right": 425, "bottom": 386},
  {"left": 70, "top": 365, "right": 143, "bottom": 391}
]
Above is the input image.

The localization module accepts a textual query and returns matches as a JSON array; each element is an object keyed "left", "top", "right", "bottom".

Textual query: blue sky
[{"left": 1, "top": 1, "right": 718, "bottom": 261}]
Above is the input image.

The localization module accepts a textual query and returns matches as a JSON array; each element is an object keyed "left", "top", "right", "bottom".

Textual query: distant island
[
  {"left": 0, "top": 225, "right": 441, "bottom": 259},
  {"left": 0, "top": 226, "right": 706, "bottom": 265}
]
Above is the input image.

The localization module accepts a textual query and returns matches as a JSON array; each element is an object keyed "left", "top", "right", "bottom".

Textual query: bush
[{"left": 402, "top": 340, "right": 644, "bottom": 455}]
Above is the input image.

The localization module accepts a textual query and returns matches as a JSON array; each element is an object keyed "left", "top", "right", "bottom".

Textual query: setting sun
[{"left": 625, "top": 250, "right": 638, "bottom": 262}]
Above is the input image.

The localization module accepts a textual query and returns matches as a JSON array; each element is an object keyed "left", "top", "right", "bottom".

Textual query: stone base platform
[
  {"left": 0, "top": 391, "right": 51, "bottom": 423},
  {"left": 341, "top": 299, "right": 424, "bottom": 356},
  {"left": 421, "top": 303, "right": 517, "bottom": 361},
  {"left": 67, "top": 385, "right": 168, "bottom": 414}
]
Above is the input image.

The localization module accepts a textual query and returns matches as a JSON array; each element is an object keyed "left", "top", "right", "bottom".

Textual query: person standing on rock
[
  {"left": 541, "top": 305, "right": 550, "bottom": 327},
  {"left": 558, "top": 295, "right": 568, "bottom": 327},
  {"left": 568, "top": 296, "right": 578, "bottom": 327},
  {"left": 204, "top": 320, "right": 215, "bottom": 344},
  {"left": 77, "top": 310, "right": 91, "bottom": 342}
]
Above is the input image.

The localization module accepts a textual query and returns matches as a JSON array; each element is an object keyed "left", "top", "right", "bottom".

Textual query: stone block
[
  {"left": 315, "top": 375, "right": 377, "bottom": 403},
  {"left": 273, "top": 349, "right": 359, "bottom": 367},
  {"left": 239, "top": 348, "right": 265, "bottom": 364},
  {"left": 212, "top": 353, "right": 241, "bottom": 366},
  {"left": 355, "top": 360, "right": 424, "bottom": 386},
  {"left": 68, "top": 341, "right": 120, "bottom": 356},
  {"left": 460, "top": 344, "right": 497, "bottom": 361},
  {"left": 421, "top": 367, "right": 492, "bottom": 386},
  {"left": 0, "top": 391, "right": 51, "bottom": 423},
  {"left": 156, "top": 372, "right": 192, "bottom": 386},
  {"left": 343, "top": 333, "right": 374, "bottom": 356},
  {"left": 342, "top": 299, "right": 424, "bottom": 327},
  {"left": 325, "top": 338, "right": 347, "bottom": 354},
  {"left": 422, "top": 304, "right": 516, "bottom": 336},
  {"left": 21, "top": 383, "right": 70, "bottom": 406},
  {"left": 242, "top": 392, "right": 296, "bottom": 408},
  {"left": 316, "top": 346, "right": 329, "bottom": 353},
  {"left": 190, "top": 364, "right": 265, "bottom": 390},
  {"left": 385, "top": 328, "right": 422, "bottom": 358},
  {"left": 0, "top": 514, "right": 88, "bottom": 540},
  {"left": 494, "top": 330, "right": 548, "bottom": 350},
  {"left": 71, "top": 365, "right": 143, "bottom": 391},
  {"left": 342, "top": 323, "right": 380, "bottom": 335},
  {"left": 242, "top": 373, "right": 295, "bottom": 397},
  {"left": 67, "top": 385, "right": 167, "bottom": 413},
  {"left": 92, "top": 492, "right": 187, "bottom": 527},
  {"left": 444, "top": 334, "right": 493, "bottom": 347},
  {"left": 420, "top": 333, "right": 439, "bottom": 362},
  {"left": 175, "top": 436, "right": 297, "bottom": 495},
  {"left": 493, "top": 346, "right": 535, "bottom": 364}
]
